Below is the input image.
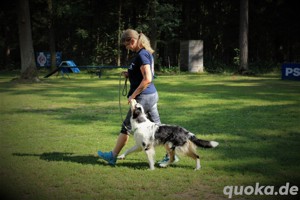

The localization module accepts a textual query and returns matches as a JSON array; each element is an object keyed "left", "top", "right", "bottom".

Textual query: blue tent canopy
[{"left": 59, "top": 60, "right": 80, "bottom": 74}]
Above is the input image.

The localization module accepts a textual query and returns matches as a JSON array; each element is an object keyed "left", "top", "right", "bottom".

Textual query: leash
[
  {"left": 118, "top": 72, "right": 128, "bottom": 122},
  {"left": 118, "top": 72, "right": 131, "bottom": 133}
]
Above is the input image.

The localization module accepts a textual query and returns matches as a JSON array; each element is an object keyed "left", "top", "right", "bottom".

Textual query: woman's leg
[
  {"left": 112, "top": 133, "right": 129, "bottom": 156},
  {"left": 98, "top": 108, "right": 131, "bottom": 166},
  {"left": 137, "top": 92, "right": 161, "bottom": 124}
]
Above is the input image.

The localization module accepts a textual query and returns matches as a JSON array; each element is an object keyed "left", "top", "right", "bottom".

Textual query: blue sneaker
[
  {"left": 158, "top": 154, "right": 179, "bottom": 167},
  {"left": 97, "top": 151, "right": 117, "bottom": 166},
  {"left": 157, "top": 154, "right": 169, "bottom": 164}
]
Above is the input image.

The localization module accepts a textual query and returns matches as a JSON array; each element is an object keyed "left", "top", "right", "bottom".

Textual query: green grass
[{"left": 1, "top": 71, "right": 300, "bottom": 199}]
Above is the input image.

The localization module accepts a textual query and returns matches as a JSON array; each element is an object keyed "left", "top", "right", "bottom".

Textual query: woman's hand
[{"left": 128, "top": 96, "right": 135, "bottom": 104}]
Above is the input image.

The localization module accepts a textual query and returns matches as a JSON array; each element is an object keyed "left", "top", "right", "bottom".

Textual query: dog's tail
[{"left": 189, "top": 134, "right": 219, "bottom": 148}]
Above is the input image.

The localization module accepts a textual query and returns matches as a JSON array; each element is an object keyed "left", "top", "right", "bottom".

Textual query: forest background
[{"left": 1, "top": 0, "right": 299, "bottom": 74}]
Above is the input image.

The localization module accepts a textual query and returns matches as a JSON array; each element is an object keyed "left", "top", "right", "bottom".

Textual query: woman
[{"left": 98, "top": 29, "right": 178, "bottom": 166}]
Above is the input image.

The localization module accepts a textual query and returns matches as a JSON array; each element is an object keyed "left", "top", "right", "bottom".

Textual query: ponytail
[
  {"left": 137, "top": 32, "right": 155, "bottom": 54},
  {"left": 121, "top": 29, "right": 154, "bottom": 54}
]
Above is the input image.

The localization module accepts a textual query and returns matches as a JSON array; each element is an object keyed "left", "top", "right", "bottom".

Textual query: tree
[
  {"left": 148, "top": 0, "right": 158, "bottom": 53},
  {"left": 239, "top": 0, "right": 249, "bottom": 73},
  {"left": 117, "top": 0, "right": 122, "bottom": 66},
  {"left": 47, "top": 0, "right": 56, "bottom": 70},
  {"left": 1, "top": 0, "right": 298, "bottom": 73},
  {"left": 17, "top": 0, "right": 39, "bottom": 81}
]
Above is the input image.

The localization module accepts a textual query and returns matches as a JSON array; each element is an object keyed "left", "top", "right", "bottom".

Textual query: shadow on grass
[
  {"left": 12, "top": 152, "right": 192, "bottom": 170},
  {"left": 13, "top": 152, "right": 100, "bottom": 164}
]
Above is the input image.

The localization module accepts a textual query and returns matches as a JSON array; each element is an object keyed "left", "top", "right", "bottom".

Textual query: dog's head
[{"left": 130, "top": 99, "right": 146, "bottom": 122}]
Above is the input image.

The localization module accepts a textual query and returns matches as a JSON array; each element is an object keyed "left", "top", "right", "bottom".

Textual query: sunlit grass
[{"left": 1, "top": 71, "right": 299, "bottom": 199}]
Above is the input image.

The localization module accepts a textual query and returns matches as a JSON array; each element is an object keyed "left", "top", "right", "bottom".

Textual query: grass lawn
[{"left": 0, "top": 70, "right": 299, "bottom": 199}]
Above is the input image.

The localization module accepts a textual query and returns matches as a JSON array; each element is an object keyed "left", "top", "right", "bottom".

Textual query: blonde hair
[{"left": 121, "top": 29, "right": 154, "bottom": 54}]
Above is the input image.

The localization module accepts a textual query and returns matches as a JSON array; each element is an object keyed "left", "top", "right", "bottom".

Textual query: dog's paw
[{"left": 117, "top": 154, "right": 126, "bottom": 160}]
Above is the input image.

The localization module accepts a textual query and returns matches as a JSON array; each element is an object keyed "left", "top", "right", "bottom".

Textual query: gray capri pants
[{"left": 120, "top": 92, "right": 161, "bottom": 134}]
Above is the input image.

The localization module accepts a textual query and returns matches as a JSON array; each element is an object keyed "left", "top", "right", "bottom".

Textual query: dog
[{"left": 118, "top": 100, "right": 219, "bottom": 170}]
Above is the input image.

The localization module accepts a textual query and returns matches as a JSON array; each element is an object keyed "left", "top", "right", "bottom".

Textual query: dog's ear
[
  {"left": 132, "top": 107, "right": 141, "bottom": 119},
  {"left": 132, "top": 106, "right": 146, "bottom": 123}
]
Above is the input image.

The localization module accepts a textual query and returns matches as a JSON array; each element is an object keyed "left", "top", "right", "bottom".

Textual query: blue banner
[
  {"left": 36, "top": 52, "right": 62, "bottom": 67},
  {"left": 281, "top": 63, "right": 300, "bottom": 80}
]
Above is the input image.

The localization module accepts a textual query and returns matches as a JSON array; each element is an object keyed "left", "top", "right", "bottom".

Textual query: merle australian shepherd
[{"left": 118, "top": 100, "right": 219, "bottom": 170}]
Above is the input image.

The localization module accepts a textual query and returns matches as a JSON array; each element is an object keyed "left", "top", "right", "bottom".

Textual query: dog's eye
[{"left": 142, "top": 142, "right": 146, "bottom": 147}]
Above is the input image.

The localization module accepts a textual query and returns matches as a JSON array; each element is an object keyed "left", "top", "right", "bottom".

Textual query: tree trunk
[
  {"left": 3, "top": 26, "right": 12, "bottom": 70},
  {"left": 117, "top": 0, "right": 122, "bottom": 66},
  {"left": 48, "top": 0, "right": 56, "bottom": 71},
  {"left": 17, "top": 0, "right": 39, "bottom": 81},
  {"left": 148, "top": 0, "right": 158, "bottom": 69},
  {"left": 239, "top": 0, "right": 249, "bottom": 74},
  {"left": 182, "top": 1, "right": 191, "bottom": 40}
]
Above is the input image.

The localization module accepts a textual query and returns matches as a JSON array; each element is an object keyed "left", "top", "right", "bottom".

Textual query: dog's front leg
[
  {"left": 118, "top": 145, "right": 141, "bottom": 159},
  {"left": 145, "top": 147, "right": 155, "bottom": 170}
]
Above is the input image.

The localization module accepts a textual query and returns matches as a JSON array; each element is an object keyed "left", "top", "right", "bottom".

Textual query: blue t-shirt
[{"left": 127, "top": 48, "right": 157, "bottom": 97}]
